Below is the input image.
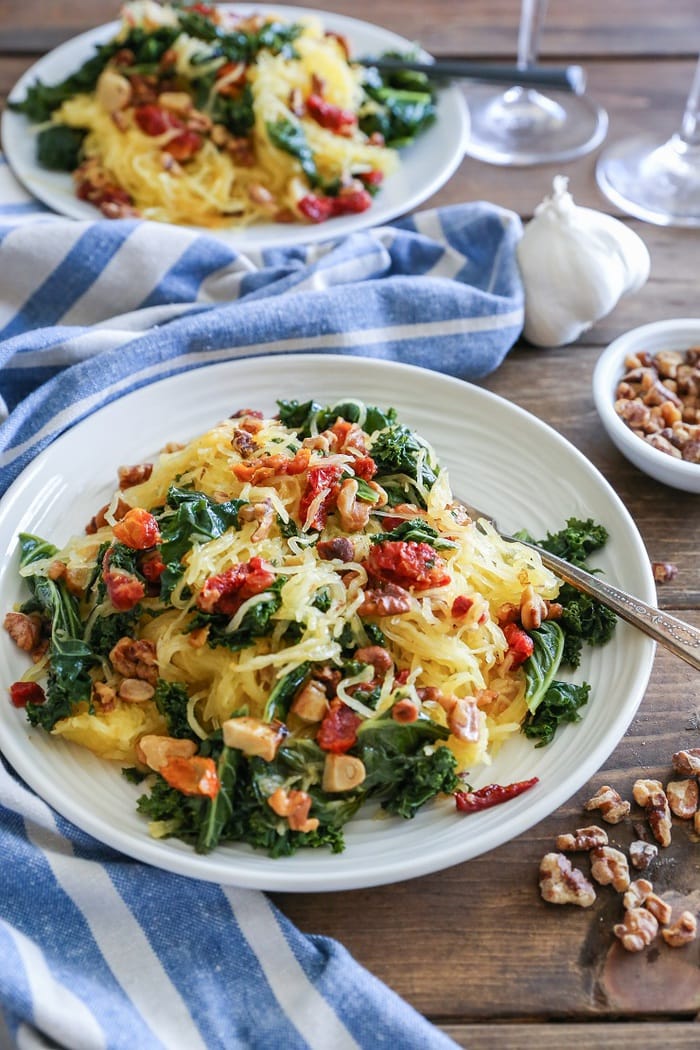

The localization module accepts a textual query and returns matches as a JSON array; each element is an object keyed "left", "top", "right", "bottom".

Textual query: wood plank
[
  {"left": 440, "top": 1022, "right": 700, "bottom": 1049},
  {"left": 0, "top": 0, "right": 699, "bottom": 57}
]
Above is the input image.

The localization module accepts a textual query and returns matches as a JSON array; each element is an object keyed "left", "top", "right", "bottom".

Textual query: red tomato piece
[
  {"left": 160, "top": 756, "right": 221, "bottom": 798},
  {"left": 104, "top": 570, "right": 146, "bottom": 611},
  {"left": 502, "top": 622, "right": 535, "bottom": 667},
  {"left": 297, "top": 194, "right": 335, "bottom": 224},
  {"left": 140, "top": 550, "right": 166, "bottom": 582},
  {"left": 364, "top": 540, "right": 450, "bottom": 591},
  {"left": 331, "top": 189, "right": 373, "bottom": 216},
  {"left": 165, "top": 130, "right": 203, "bottom": 161},
  {"left": 316, "top": 699, "right": 362, "bottom": 753},
  {"left": 306, "top": 94, "right": 357, "bottom": 134},
  {"left": 113, "top": 508, "right": 161, "bottom": 550},
  {"left": 232, "top": 448, "right": 310, "bottom": 484},
  {"left": 455, "top": 777, "right": 539, "bottom": 813},
  {"left": 359, "top": 170, "right": 384, "bottom": 187},
  {"left": 196, "top": 556, "right": 276, "bottom": 616},
  {"left": 451, "top": 595, "right": 474, "bottom": 619},
  {"left": 351, "top": 455, "right": 377, "bottom": 481},
  {"left": 298, "top": 464, "right": 344, "bottom": 530},
  {"left": 134, "top": 104, "right": 181, "bottom": 136},
  {"left": 9, "top": 681, "right": 46, "bottom": 708}
]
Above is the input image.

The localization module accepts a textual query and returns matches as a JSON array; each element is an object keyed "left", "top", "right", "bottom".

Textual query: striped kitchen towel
[{"left": 0, "top": 154, "right": 522, "bottom": 1050}]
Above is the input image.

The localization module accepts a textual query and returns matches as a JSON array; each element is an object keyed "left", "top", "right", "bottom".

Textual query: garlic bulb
[{"left": 516, "top": 176, "right": 650, "bottom": 348}]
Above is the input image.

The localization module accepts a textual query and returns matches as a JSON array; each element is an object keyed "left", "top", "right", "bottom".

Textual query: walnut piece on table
[
  {"left": 632, "top": 778, "right": 672, "bottom": 847},
  {"left": 613, "top": 907, "right": 659, "bottom": 952},
  {"left": 583, "top": 784, "right": 631, "bottom": 824},
  {"left": 555, "top": 825, "right": 608, "bottom": 851},
  {"left": 539, "top": 853, "right": 596, "bottom": 907}
]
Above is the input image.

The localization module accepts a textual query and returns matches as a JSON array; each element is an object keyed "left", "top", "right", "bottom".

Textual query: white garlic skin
[{"left": 516, "top": 176, "right": 651, "bottom": 348}]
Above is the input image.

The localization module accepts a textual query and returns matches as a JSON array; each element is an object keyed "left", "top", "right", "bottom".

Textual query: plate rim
[
  {"left": 1, "top": 3, "right": 470, "bottom": 249},
  {"left": 0, "top": 353, "right": 656, "bottom": 891}
]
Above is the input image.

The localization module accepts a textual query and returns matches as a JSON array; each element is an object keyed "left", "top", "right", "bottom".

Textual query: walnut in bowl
[{"left": 593, "top": 319, "right": 700, "bottom": 493}]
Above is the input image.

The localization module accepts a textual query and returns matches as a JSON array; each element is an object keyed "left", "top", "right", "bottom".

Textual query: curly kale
[
  {"left": 154, "top": 679, "right": 199, "bottom": 741},
  {"left": 276, "top": 399, "right": 396, "bottom": 439},
  {"left": 523, "top": 681, "right": 590, "bottom": 747}
]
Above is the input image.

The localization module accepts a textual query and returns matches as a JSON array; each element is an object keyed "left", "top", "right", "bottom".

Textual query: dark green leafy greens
[
  {"left": 371, "top": 518, "right": 457, "bottom": 551},
  {"left": 17, "top": 534, "right": 94, "bottom": 730},
  {"left": 154, "top": 679, "right": 199, "bottom": 741},
  {"left": 277, "top": 399, "right": 396, "bottom": 439},
  {"left": 36, "top": 125, "right": 87, "bottom": 171},
  {"left": 369, "top": 422, "right": 440, "bottom": 506},
  {"left": 136, "top": 704, "right": 458, "bottom": 856},
  {"left": 359, "top": 54, "right": 437, "bottom": 147},
  {"left": 522, "top": 681, "right": 590, "bottom": 748},
  {"left": 188, "top": 576, "right": 286, "bottom": 652},
  {"left": 265, "top": 119, "right": 320, "bottom": 186}
]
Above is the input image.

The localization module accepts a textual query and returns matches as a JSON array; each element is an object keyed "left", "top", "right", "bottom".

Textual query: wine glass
[
  {"left": 596, "top": 55, "right": 700, "bottom": 227},
  {"left": 462, "top": 0, "right": 608, "bottom": 166}
]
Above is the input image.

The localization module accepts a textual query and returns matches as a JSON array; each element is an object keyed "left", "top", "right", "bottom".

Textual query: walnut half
[{"left": 539, "top": 853, "right": 596, "bottom": 907}]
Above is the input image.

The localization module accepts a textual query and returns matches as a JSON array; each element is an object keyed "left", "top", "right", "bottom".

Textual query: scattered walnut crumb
[
  {"left": 672, "top": 748, "right": 700, "bottom": 776},
  {"left": 539, "top": 853, "right": 596, "bottom": 907},
  {"left": 590, "top": 846, "right": 630, "bottom": 892},
  {"left": 632, "top": 778, "right": 672, "bottom": 847},
  {"left": 584, "top": 785, "right": 630, "bottom": 824},
  {"left": 665, "top": 778, "right": 699, "bottom": 820},
  {"left": 613, "top": 907, "right": 659, "bottom": 952},
  {"left": 629, "top": 839, "right": 658, "bottom": 870},
  {"left": 661, "top": 911, "right": 698, "bottom": 948},
  {"left": 555, "top": 825, "right": 608, "bottom": 851},
  {"left": 652, "top": 561, "right": 678, "bottom": 583}
]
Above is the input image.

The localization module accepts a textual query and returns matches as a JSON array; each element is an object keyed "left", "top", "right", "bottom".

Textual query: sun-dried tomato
[
  {"left": 297, "top": 194, "right": 335, "bottom": 224},
  {"left": 455, "top": 777, "right": 539, "bottom": 813},
  {"left": 197, "top": 556, "right": 275, "bottom": 617},
  {"left": 351, "top": 455, "right": 377, "bottom": 481},
  {"left": 502, "top": 622, "right": 534, "bottom": 667},
  {"left": 451, "top": 595, "right": 474, "bottom": 619},
  {"left": 103, "top": 569, "right": 146, "bottom": 611},
  {"left": 359, "top": 169, "right": 384, "bottom": 187},
  {"left": 9, "top": 681, "right": 46, "bottom": 708},
  {"left": 134, "top": 104, "right": 181, "bottom": 136},
  {"left": 298, "top": 464, "right": 344, "bottom": 530},
  {"left": 232, "top": 448, "right": 310, "bottom": 484},
  {"left": 331, "top": 189, "right": 373, "bottom": 216},
  {"left": 113, "top": 508, "right": 161, "bottom": 550},
  {"left": 306, "top": 93, "right": 357, "bottom": 135},
  {"left": 364, "top": 540, "right": 450, "bottom": 591},
  {"left": 139, "top": 550, "right": 166, "bottom": 582},
  {"left": 165, "top": 130, "right": 203, "bottom": 161},
  {"left": 160, "top": 756, "right": 221, "bottom": 798},
  {"left": 316, "top": 699, "right": 362, "bottom": 753}
]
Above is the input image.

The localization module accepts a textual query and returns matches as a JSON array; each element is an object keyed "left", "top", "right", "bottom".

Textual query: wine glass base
[
  {"left": 463, "top": 85, "right": 608, "bottom": 166},
  {"left": 596, "top": 133, "right": 700, "bottom": 227}
]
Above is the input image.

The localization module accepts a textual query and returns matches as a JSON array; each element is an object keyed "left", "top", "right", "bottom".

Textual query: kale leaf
[
  {"left": 360, "top": 57, "right": 437, "bottom": 147},
  {"left": 155, "top": 485, "right": 245, "bottom": 597},
  {"left": 154, "top": 679, "right": 200, "bottom": 740},
  {"left": 277, "top": 399, "right": 397, "bottom": 439},
  {"left": 36, "top": 125, "right": 87, "bottom": 171},
  {"left": 369, "top": 423, "right": 439, "bottom": 507},
  {"left": 265, "top": 118, "right": 319, "bottom": 186},
  {"left": 17, "top": 533, "right": 94, "bottom": 730},
  {"left": 371, "top": 518, "right": 457, "bottom": 551},
  {"left": 524, "top": 621, "right": 565, "bottom": 715},
  {"left": 522, "top": 681, "right": 590, "bottom": 747}
]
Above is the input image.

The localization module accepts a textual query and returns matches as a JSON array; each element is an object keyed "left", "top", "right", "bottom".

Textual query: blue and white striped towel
[{"left": 0, "top": 155, "right": 523, "bottom": 1050}]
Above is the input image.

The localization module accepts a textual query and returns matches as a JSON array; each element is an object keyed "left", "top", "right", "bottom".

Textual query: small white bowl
[{"left": 593, "top": 318, "right": 700, "bottom": 493}]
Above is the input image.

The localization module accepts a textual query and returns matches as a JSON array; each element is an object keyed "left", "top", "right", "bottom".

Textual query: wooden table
[{"left": 1, "top": 3, "right": 699, "bottom": 1047}]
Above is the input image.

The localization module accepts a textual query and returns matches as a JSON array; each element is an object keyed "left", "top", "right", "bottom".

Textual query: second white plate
[{"left": 2, "top": 5, "right": 469, "bottom": 250}]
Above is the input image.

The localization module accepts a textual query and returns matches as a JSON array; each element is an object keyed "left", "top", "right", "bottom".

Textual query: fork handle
[{"left": 522, "top": 541, "right": 700, "bottom": 672}]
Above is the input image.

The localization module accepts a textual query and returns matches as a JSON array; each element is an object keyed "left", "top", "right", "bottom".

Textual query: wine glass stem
[
  {"left": 679, "top": 56, "right": 700, "bottom": 146},
  {"left": 517, "top": 0, "right": 549, "bottom": 70}
]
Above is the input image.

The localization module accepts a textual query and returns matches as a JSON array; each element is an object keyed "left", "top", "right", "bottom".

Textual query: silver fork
[{"left": 461, "top": 502, "right": 700, "bottom": 672}]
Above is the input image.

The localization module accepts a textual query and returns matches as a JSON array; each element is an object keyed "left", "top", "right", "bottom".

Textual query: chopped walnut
[
  {"left": 118, "top": 463, "right": 153, "bottom": 489},
  {"left": 613, "top": 907, "right": 659, "bottom": 952},
  {"left": 652, "top": 561, "right": 678, "bottom": 583},
  {"left": 624, "top": 878, "right": 673, "bottom": 924},
  {"left": 632, "top": 778, "right": 672, "bottom": 847},
  {"left": 3, "top": 611, "right": 42, "bottom": 653},
  {"left": 109, "top": 637, "right": 158, "bottom": 685},
  {"left": 629, "top": 839, "right": 659, "bottom": 870},
  {"left": 665, "top": 778, "right": 699, "bottom": 819},
  {"left": 590, "top": 846, "right": 630, "bottom": 892},
  {"left": 92, "top": 681, "right": 116, "bottom": 711},
  {"left": 583, "top": 784, "right": 631, "bottom": 824},
  {"left": 671, "top": 748, "right": 700, "bottom": 776},
  {"left": 555, "top": 825, "right": 609, "bottom": 851},
  {"left": 538, "top": 853, "right": 596, "bottom": 907},
  {"left": 695, "top": 811, "right": 700, "bottom": 835},
  {"left": 661, "top": 911, "right": 698, "bottom": 947},
  {"left": 623, "top": 878, "right": 654, "bottom": 910}
]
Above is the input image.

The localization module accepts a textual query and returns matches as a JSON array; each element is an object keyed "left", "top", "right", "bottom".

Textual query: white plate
[
  {"left": 1, "top": 5, "right": 469, "bottom": 250},
  {"left": 0, "top": 355, "right": 655, "bottom": 891}
]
